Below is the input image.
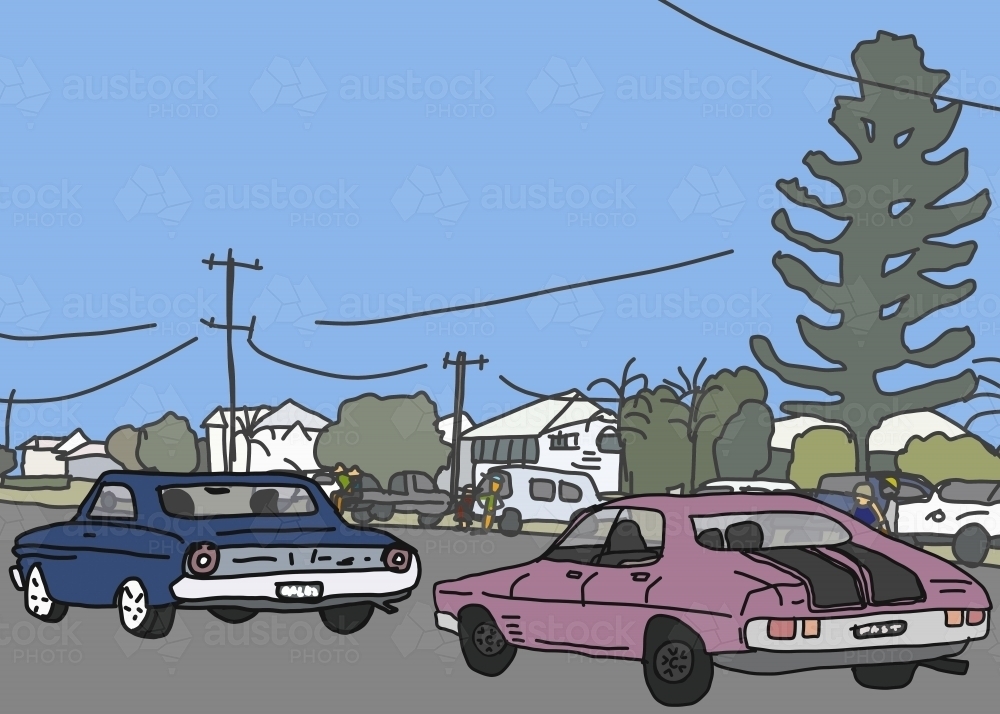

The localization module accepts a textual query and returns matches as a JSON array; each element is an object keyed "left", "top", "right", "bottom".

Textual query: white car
[
  {"left": 694, "top": 478, "right": 799, "bottom": 494},
  {"left": 472, "top": 466, "right": 603, "bottom": 535},
  {"left": 896, "top": 479, "right": 1000, "bottom": 566}
]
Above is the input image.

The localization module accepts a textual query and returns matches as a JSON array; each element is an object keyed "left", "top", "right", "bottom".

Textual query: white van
[{"left": 472, "top": 466, "right": 603, "bottom": 535}]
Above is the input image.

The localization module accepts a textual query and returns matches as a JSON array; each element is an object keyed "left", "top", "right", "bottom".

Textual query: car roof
[
  {"left": 96, "top": 471, "right": 317, "bottom": 489},
  {"left": 608, "top": 493, "right": 844, "bottom": 517}
]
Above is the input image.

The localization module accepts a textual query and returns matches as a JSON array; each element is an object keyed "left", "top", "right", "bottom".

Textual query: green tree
[
  {"left": 897, "top": 433, "right": 1000, "bottom": 483},
  {"left": 137, "top": 413, "right": 199, "bottom": 473},
  {"left": 107, "top": 425, "right": 142, "bottom": 470},
  {"left": 586, "top": 357, "right": 650, "bottom": 494},
  {"left": 714, "top": 401, "right": 775, "bottom": 480},
  {"left": 788, "top": 427, "right": 855, "bottom": 489},
  {"left": 0, "top": 447, "right": 15, "bottom": 477},
  {"left": 314, "top": 393, "right": 449, "bottom": 485},
  {"left": 623, "top": 385, "right": 691, "bottom": 494},
  {"left": 751, "top": 32, "right": 987, "bottom": 472}
]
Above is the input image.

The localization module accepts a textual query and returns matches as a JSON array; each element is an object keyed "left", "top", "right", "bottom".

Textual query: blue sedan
[{"left": 10, "top": 471, "right": 420, "bottom": 639}]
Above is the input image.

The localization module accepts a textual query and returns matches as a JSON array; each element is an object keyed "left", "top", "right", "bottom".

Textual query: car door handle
[
  {"left": 566, "top": 570, "right": 582, "bottom": 579},
  {"left": 631, "top": 572, "right": 650, "bottom": 582},
  {"left": 83, "top": 532, "right": 96, "bottom": 538}
]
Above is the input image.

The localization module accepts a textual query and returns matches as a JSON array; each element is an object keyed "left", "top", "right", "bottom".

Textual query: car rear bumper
[
  {"left": 716, "top": 641, "right": 968, "bottom": 674},
  {"left": 436, "top": 611, "right": 459, "bottom": 634},
  {"left": 171, "top": 567, "right": 419, "bottom": 609}
]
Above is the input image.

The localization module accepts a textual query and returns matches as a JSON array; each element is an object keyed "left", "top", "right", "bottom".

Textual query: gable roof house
[{"left": 17, "top": 429, "right": 114, "bottom": 479}]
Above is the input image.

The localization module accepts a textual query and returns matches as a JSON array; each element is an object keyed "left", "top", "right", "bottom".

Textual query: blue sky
[{"left": 2, "top": 0, "right": 1000, "bottom": 449}]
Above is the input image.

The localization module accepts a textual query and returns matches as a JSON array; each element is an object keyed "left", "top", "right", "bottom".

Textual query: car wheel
[
  {"left": 852, "top": 663, "right": 917, "bottom": 689},
  {"left": 953, "top": 524, "right": 991, "bottom": 567},
  {"left": 371, "top": 505, "right": 394, "bottom": 521},
  {"left": 643, "top": 617, "right": 713, "bottom": 707},
  {"left": 458, "top": 606, "right": 516, "bottom": 677},
  {"left": 208, "top": 607, "right": 257, "bottom": 624},
  {"left": 352, "top": 508, "right": 373, "bottom": 525},
  {"left": 418, "top": 514, "right": 443, "bottom": 528},
  {"left": 24, "top": 565, "right": 68, "bottom": 623},
  {"left": 498, "top": 509, "right": 522, "bottom": 537},
  {"left": 319, "top": 603, "right": 375, "bottom": 634},
  {"left": 118, "top": 578, "right": 175, "bottom": 639}
]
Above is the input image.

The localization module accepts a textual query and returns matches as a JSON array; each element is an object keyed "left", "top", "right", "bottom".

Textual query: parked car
[
  {"left": 471, "top": 466, "right": 604, "bottom": 536},
  {"left": 695, "top": 479, "right": 799, "bottom": 494},
  {"left": 348, "top": 471, "right": 452, "bottom": 527},
  {"left": 896, "top": 479, "right": 1000, "bottom": 567},
  {"left": 803, "top": 472, "right": 935, "bottom": 534},
  {"left": 10, "top": 471, "right": 420, "bottom": 640},
  {"left": 434, "top": 493, "right": 989, "bottom": 706}
]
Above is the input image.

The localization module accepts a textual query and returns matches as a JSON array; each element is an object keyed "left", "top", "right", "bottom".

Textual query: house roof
[
  {"left": 771, "top": 411, "right": 967, "bottom": 453},
  {"left": 59, "top": 441, "right": 109, "bottom": 460},
  {"left": 462, "top": 391, "right": 615, "bottom": 438},
  {"left": 201, "top": 400, "right": 330, "bottom": 431},
  {"left": 202, "top": 406, "right": 271, "bottom": 429},
  {"left": 18, "top": 429, "right": 90, "bottom": 452}
]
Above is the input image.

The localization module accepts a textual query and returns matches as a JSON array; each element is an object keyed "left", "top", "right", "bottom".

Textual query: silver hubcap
[
  {"left": 26, "top": 566, "right": 53, "bottom": 617},
  {"left": 473, "top": 622, "right": 506, "bottom": 656},
  {"left": 120, "top": 579, "right": 148, "bottom": 630},
  {"left": 655, "top": 641, "right": 693, "bottom": 683}
]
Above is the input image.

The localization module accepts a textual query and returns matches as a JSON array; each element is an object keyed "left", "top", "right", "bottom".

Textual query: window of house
[
  {"left": 472, "top": 437, "right": 540, "bottom": 465},
  {"left": 89, "top": 484, "right": 136, "bottom": 520},
  {"left": 597, "top": 427, "right": 622, "bottom": 453},
  {"left": 529, "top": 478, "right": 556, "bottom": 502},
  {"left": 559, "top": 481, "right": 583, "bottom": 503},
  {"left": 548, "top": 432, "right": 579, "bottom": 450}
]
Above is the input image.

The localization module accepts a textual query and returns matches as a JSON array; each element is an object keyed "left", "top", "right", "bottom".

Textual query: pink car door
[{"left": 507, "top": 508, "right": 623, "bottom": 649}]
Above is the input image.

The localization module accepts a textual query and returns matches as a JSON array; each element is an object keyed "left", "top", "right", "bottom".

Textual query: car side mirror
[{"left": 313, "top": 474, "right": 335, "bottom": 486}]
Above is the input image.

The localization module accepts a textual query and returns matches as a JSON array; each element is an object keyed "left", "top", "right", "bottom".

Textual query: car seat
[
  {"left": 607, "top": 519, "right": 647, "bottom": 553},
  {"left": 250, "top": 489, "right": 280, "bottom": 515},
  {"left": 162, "top": 489, "right": 195, "bottom": 517},
  {"left": 725, "top": 521, "right": 764, "bottom": 551},
  {"left": 696, "top": 528, "right": 724, "bottom": 550}
]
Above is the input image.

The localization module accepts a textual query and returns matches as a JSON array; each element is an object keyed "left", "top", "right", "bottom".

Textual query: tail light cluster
[
  {"left": 187, "top": 542, "right": 219, "bottom": 577},
  {"left": 946, "top": 610, "right": 986, "bottom": 627},
  {"left": 767, "top": 619, "right": 821, "bottom": 640},
  {"left": 383, "top": 547, "right": 412, "bottom": 573}
]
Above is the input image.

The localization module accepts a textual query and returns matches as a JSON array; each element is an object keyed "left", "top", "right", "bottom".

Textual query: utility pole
[
  {"left": 443, "top": 352, "right": 488, "bottom": 499},
  {"left": 201, "top": 249, "right": 263, "bottom": 472}
]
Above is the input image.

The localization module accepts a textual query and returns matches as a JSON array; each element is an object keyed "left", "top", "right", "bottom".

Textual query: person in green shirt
[{"left": 478, "top": 473, "right": 505, "bottom": 533}]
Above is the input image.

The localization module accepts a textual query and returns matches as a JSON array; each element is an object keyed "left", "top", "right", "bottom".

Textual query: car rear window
[
  {"left": 159, "top": 485, "right": 317, "bottom": 517},
  {"left": 692, "top": 512, "right": 850, "bottom": 549},
  {"left": 939, "top": 480, "right": 1000, "bottom": 504}
]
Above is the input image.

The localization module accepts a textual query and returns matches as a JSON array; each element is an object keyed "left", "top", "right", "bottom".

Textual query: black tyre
[
  {"left": 118, "top": 578, "right": 175, "bottom": 639},
  {"left": 209, "top": 607, "right": 257, "bottom": 624},
  {"left": 352, "top": 508, "right": 373, "bottom": 525},
  {"left": 24, "top": 565, "right": 68, "bottom": 623},
  {"left": 459, "top": 606, "right": 517, "bottom": 677},
  {"left": 319, "top": 603, "right": 375, "bottom": 634},
  {"left": 643, "top": 617, "right": 713, "bottom": 707},
  {"left": 852, "top": 663, "right": 917, "bottom": 689},
  {"left": 498, "top": 509, "right": 522, "bottom": 537},
  {"left": 371, "top": 505, "right": 394, "bottom": 521},
  {"left": 418, "top": 514, "right": 443, "bottom": 528},
  {"left": 953, "top": 524, "right": 990, "bottom": 567}
]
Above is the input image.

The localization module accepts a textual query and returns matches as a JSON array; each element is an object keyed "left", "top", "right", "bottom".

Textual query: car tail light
[
  {"left": 802, "top": 619, "right": 820, "bottom": 638},
  {"left": 188, "top": 543, "right": 219, "bottom": 577},
  {"left": 967, "top": 610, "right": 986, "bottom": 626},
  {"left": 383, "top": 547, "right": 412, "bottom": 573},
  {"left": 767, "top": 619, "right": 796, "bottom": 640},
  {"left": 945, "top": 610, "right": 963, "bottom": 627}
]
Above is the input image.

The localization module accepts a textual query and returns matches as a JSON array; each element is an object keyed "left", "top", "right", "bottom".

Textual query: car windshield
[
  {"left": 159, "top": 485, "right": 318, "bottom": 517},
  {"left": 692, "top": 512, "right": 850, "bottom": 549},
  {"left": 939, "top": 480, "right": 1000, "bottom": 504}
]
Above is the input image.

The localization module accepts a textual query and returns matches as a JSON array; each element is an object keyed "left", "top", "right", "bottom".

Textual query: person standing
[
  {"left": 851, "top": 482, "right": 888, "bottom": 533},
  {"left": 453, "top": 484, "right": 475, "bottom": 532},
  {"left": 478, "top": 474, "right": 505, "bottom": 533}
]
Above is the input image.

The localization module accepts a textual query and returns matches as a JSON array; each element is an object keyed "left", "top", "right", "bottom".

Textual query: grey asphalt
[{"left": 0, "top": 503, "right": 998, "bottom": 713}]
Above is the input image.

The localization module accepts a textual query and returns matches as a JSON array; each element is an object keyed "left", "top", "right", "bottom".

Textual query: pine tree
[{"left": 751, "top": 32, "right": 988, "bottom": 471}]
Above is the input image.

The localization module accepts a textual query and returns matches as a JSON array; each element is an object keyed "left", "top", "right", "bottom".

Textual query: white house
[
  {"left": 59, "top": 441, "right": 119, "bottom": 481},
  {"left": 17, "top": 429, "right": 99, "bottom": 477},
  {"left": 202, "top": 399, "right": 331, "bottom": 474},
  {"left": 771, "top": 411, "right": 968, "bottom": 454},
  {"left": 461, "top": 390, "right": 622, "bottom": 493}
]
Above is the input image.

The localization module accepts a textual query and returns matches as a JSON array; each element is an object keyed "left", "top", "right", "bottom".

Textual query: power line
[
  {"left": 316, "top": 249, "right": 735, "bottom": 327},
  {"left": 0, "top": 337, "right": 198, "bottom": 405},
  {"left": 499, "top": 374, "right": 619, "bottom": 403},
  {"left": 655, "top": 0, "right": 1000, "bottom": 113},
  {"left": 0, "top": 323, "right": 157, "bottom": 341},
  {"left": 247, "top": 318, "right": 428, "bottom": 380}
]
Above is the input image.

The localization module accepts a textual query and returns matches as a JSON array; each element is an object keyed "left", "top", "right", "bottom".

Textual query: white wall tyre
[
  {"left": 118, "top": 578, "right": 176, "bottom": 639},
  {"left": 25, "top": 565, "right": 68, "bottom": 623}
]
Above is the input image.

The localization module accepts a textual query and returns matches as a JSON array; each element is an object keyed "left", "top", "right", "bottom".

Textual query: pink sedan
[{"left": 433, "top": 493, "right": 992, "bottom": 707}]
